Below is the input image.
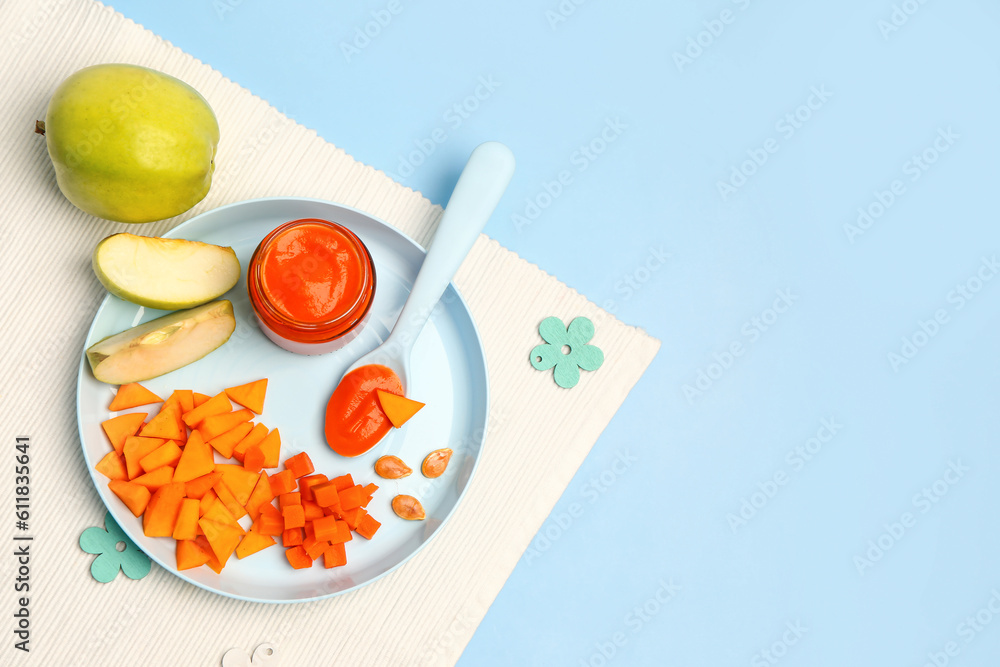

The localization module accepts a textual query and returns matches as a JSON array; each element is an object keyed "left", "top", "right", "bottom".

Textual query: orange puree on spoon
[{"left": 324, "top": 364, "right": 402, "bottom": 457}]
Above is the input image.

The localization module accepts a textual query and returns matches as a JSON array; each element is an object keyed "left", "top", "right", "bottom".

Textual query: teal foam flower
[
  {"left": 530, "top": 316, "right": 604, "bottom": 388},
  {"left": 80, "top": 511, "right": 151, "bottom": 583}
]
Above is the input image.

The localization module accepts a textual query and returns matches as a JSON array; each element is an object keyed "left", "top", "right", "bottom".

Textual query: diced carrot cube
[
  {"left": 312, "top": 514, "right": 339, "bottom": 542},
  {"left": 303, "top": 535, "right": 328, "bottom": 561},
  {"left": 360, "top": 482, "right": 379, "bottom": 508},
  {"left": 282, "top": 504, "right": 305, "bottom": 530},
  {"left": 338, "top": 485, "right": 363, "bottom": 511},
  {"left": 356, "top": 514, "right": 381, "bottom": 540},
  {"left": 298, "top": 474, "right": 328, "bottom": 502},
  {"left": 328, "top": 519, "right": 352, "bottom": 544},
  {"left": 339, "top": 507, "right": 366, "bottom": 531},
  {"left": 282, "top": 528, "right": 303, "bottom": 547},
  {"left": 284, "top": 452, "right": 314, "bottom": 479},
  {"left": 302, "top": 500, "right": 324, "bottom": 521},
  {"left": 312, "top": 481, "right": 342, "bottom": 509},
  {"left": 268, "top": 469, "right": 295, "bottom": 496},
  {"left": 286, "top": 545, "right": 312, "bottom": 569},
  {"left": 322, "top": 542, "right": 347, "bottom": 568},
  {"left": 255, "top": 503, "right": 284, "bottom": 536},
  {"left": 331, "top": 473, "right": 354, "bottom": 491}
]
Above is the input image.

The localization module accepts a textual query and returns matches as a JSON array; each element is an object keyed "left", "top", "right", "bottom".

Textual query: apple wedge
[
  {"left": 86, "top": 300, "right": 236, "bottom": 384},
  {"left": 93, "top": 233, "right": 241, "bottom": 310}
]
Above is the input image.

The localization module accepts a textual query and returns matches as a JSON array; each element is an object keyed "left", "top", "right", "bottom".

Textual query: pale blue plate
[{"left": 77, "top": 196, "right": 489, "bottom": 603}]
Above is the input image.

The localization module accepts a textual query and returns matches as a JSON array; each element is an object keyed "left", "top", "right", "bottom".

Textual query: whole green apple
[{"left": 41, "top": 63, "right": 220, "bottom": 223}]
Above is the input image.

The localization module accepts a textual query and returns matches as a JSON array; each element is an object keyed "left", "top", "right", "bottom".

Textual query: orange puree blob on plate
[{"left": 325, "top": 364, "right": 403, "bottom": 457}]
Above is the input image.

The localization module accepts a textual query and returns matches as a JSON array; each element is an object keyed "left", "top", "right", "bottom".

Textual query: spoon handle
[{"left": 386, "top": 141, "right": 515, "bottom": 352}]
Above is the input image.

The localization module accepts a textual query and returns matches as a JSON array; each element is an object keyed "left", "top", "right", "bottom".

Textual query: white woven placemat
[{"left": 0, "top": 1, "right": 660, "bottom": 665}]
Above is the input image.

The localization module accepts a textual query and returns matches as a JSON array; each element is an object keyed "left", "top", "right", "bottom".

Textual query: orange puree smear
[
  {"left": 258, "top": 222, "right": 366, "bottom": 324},
  {"left": 325, "top": 364, "right": 403, "bottom": 457}
]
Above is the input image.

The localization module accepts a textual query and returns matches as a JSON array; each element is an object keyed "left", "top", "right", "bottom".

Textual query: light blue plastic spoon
[{"left": 325, "top": 141, "right": 515, "bottom": 455}]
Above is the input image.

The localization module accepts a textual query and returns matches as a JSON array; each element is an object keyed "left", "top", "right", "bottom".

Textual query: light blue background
[{"left": 106, "top": 1, "right": 1000, "bottom": 664}]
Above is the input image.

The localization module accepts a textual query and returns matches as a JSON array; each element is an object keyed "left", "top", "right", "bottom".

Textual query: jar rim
[{"left": 247, "top": 218, "right": 376, "bottom": 344}]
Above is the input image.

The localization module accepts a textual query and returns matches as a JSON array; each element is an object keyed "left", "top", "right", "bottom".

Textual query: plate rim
[{"left": 76, "top": 195, "right": 490, "bottom": 604}]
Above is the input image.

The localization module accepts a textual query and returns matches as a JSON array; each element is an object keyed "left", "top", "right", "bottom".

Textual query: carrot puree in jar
[
  {"left": 247, "top": 218, "right": 375, "bottom": 352},
  {"left": 325, "top": 364, "right": 403, "bottom": 456}
]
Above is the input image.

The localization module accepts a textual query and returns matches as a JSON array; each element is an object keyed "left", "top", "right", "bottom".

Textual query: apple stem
[{"left": 34, "top": 120, "right": 45, "bottom": 136}]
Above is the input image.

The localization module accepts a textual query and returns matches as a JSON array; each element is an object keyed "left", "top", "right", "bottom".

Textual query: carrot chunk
[
  {"left": 185, "top": 471, "right": 223, "bottom": 500},
  {"left": 286, "top": 545, "right": 312, "bottom": 569},
  {"left": 322, "top": 542, "right": 347, "bottom": 568},
  {"left": 236, "top": 527, "right": 276, "bottom": 559},
  {"left": 182, "top": 392, "right": 233, "bottom": 428},
  {"left": 282, "top": 528, "right": 304, "bottom": 547},
  {"left": 282, "top": 504, "right": 305, "bottom": 530},
  {"left": 298, "top": 474, "right": 328, "bottom": 502},
  {"left": 338, "top": 485, "right": 363, "bottom": 511},
  {"left": 284, "top": 452, "right": 314, "bottom": 479},
  {"left": 257, "top": 428, "right": 281, "bottom": 469},
  {"left": 101, "top": 412, "right": 147, "bottom": 454},
  {"left": 95, "top": 451, "right": 127, "bottom": 481},
  {"left": 176, "top": 539, "right": 212, "bottom": 571},
  {"left": 268, "top": 469, "right": 295, "bottom": 496},
  {"left": 225, "top": 379, "right": 268, "bottom": 414},
  {"left": 356, "top": 514, "right": 381, "bottom": 540},
  {"left": 109, "top": 383, "right": 162, "bottom": 411},
  {"left": 108, "top": 480, "right": 151, "bottom": 517},
  {"left": 198, "top": 409, "right": 254, "bottom": 442},
  {"left": 173, "top": 430, "right": 215, "bottom": 483},
  {"left": 143, "top": 482, "right": 185, "bottom": 538},
  {"left": 233, "top": 423, "right": 269, "bottom": 462},
  {"left": 206, "top": 421, "right": 253, "bottom": 459},
  {"left": 172, "top": 498, "right": 200, "bottom": 541}
]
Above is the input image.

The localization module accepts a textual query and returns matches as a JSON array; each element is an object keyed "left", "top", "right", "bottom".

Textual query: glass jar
[{"left": 247, "top": 218, "right": 376, "bottom": 355}]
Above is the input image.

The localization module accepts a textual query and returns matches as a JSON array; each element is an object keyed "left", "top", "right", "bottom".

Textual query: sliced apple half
[
  {"left": 93, "top": 233, "right": 241, "bottom": 310},
  {"left": 86, "top": 300, "right": 236, "bottom": 384}
]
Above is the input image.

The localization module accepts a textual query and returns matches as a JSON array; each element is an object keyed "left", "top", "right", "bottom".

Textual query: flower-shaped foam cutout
[
  {"left": 79, "top": 511, "right": 151, "bottom": 583},
  {"left": 530, "top": 316, "right": 604, "bottom": 388}
]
